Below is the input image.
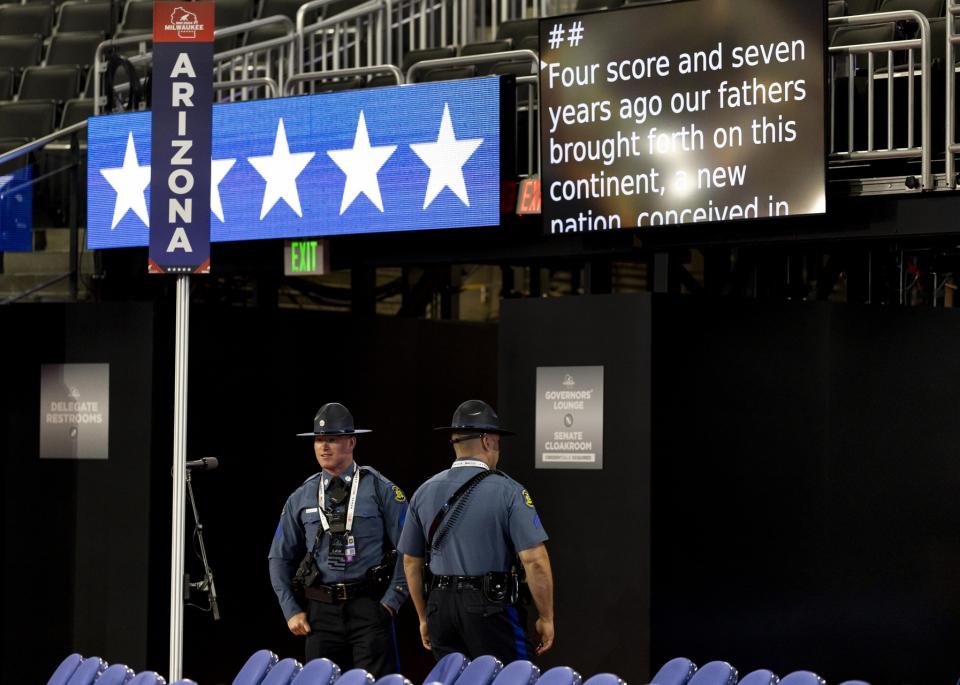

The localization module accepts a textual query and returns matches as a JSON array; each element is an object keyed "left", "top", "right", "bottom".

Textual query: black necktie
[{"left": 328, "top": 476, "right": 348, "bottom": 505}]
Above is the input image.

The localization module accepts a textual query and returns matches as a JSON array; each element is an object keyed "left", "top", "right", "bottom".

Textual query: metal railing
[
  {"left": 947, "top": 0, "right": 960, "bottom": 185},
  {"left": 284, "top": 65, "right": 404, "bottom": 95},
  {"left": 828, "top": 11, "right": 932, "bottom": 190},
  {"left": 0, "top": 121, "right": 87, "bottom": 303},
  {"left": 297, "top": 0, "right": 391, "bottom": 76},
  {"left": 93, "top": 15, "right": 296, "bottom": 115}
]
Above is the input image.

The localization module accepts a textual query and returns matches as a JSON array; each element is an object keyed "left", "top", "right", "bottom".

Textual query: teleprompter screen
[{"left": 539, "top": 0, "right": 825, "bottom": 234}]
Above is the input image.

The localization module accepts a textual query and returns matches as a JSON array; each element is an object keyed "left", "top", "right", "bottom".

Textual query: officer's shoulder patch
[
  {"left": 392, "top": 484, "right": 406, "bottom": 502},
  {"left": 521, "top": 489, "right": 535, "bottom": 508}
]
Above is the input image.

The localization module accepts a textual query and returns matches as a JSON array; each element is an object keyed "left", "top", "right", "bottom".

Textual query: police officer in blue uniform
[
  {"left": 399, "top": 400, "right": 555, "bottom": 663},
  {"left": 269, "top": 403, "right": 409, "bottom": 676}
]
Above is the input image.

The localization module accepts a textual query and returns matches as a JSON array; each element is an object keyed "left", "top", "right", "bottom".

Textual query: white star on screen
[
  {"left": 327, "top": 111, "right": 397, "bottom": 215},
  {"left": 247, "top": 118, "right": 316, "bottom": 220},
  {"left": 100, "top": 131, "right": 151, "bottom": 229},
  {"left": 210, "top": 158, "right": 236, "bottom": 223},
  {"left": 409, "top": 103, "right": 483, "bottom": 209}
]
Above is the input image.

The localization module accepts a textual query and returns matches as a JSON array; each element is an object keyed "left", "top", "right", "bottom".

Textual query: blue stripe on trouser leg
[{"left": 506, "top": 607, "right": 528, "bottom": 660}]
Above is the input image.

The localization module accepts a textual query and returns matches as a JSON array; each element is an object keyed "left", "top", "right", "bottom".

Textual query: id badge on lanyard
[{"left": 318, "top": 466, "right": 361, "bottom": 566}]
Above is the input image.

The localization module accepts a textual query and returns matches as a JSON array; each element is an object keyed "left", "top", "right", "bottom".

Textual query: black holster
[
  {"left": 365, "top": 549, "right": 398, "bottom": 593},
  {"left": 291, "top": 552, "right": 320, "bottom": 597}
]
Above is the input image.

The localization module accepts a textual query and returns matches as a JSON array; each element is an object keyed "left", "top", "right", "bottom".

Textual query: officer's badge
[
  {"left": 392, "top": 485, "right": 406, "bottom": 502},
  {"left": 521, "top": 489, "right": 535, "bottom": 508}
]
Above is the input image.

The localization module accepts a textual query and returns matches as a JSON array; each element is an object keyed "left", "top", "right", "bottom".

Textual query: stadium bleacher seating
[
  {"left": 337, "top": 669, "right": 377, "bottom": 685},
  {"left": 232, "top": 649, "right": 279, "bottom": 685},
  {"left": 491, "top": 661, "right": 540, "bottom": 685},
  {"left": 95, "top": 663, "right": 136, "bottom": 685},
  {"left": 456, "top": 656, "right": 503, "bottom": 685},
  {"left": 0, "top": 3, "right": 55, "bottom": 36},
  {"left": 779, "top": 673, "right": 826, "bottom": 685},
  {"left": 45, "top": 31, "right": 107, "bottom": 66},
  {"left": 0, "top": 67, "right": 14, "bottom": 100},
  {"left": 261, "top": 658, "right": 304, "bottom": 685},
  {"left": 649, "top": 657, "right": 697, "bottom": 685},
  {"left": 424, "top": 652, "right": 470, "bottom": 685},
  {"left": 62, "top": 656, "right": 106, "bottom": 685},
  {"left": 735, "top": 671, "right": 778, "bottom": 685},
  {"left": 536, "top": 668, "right": 581, "bottom": 685},
  {"left": 47, "top": 654, "right": 83, "bottom": 685},
  {"left": 19, "top": 65, "right": 83, "bottom": 102},
  {"left": 56, "top": 0, "right": 115, "bottom": 34},
  {"left": 290, "top": 657, "right": 340, "bottom": 685},
  {"left": 42, "top": 651, "right": 880, "bottom": 685},
  {"left": 686, "top": 662, "right": 737, "bottom": 685},
  {"left": 0, "top": 34, "right": 44, "bottom": 69}
]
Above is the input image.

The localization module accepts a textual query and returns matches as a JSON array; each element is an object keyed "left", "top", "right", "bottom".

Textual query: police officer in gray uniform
[
  {"left": 269, "top": 403, "right": 409, "bottom": 676},
  {"left": 399, "top": 400, "right": 555, "bottom": 663}
]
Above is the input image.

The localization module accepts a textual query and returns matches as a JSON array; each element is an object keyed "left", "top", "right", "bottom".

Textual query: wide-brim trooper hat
[
  {"left": 296, "top": 402, "right": 372, "bottom": 437},
  {"left": 433, "top": 399, "right": 516, "bottom": 436}
]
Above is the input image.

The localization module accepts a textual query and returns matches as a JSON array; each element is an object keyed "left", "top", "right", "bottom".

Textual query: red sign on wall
[{"left": 153, "top": 1, "right": 215, "bottom": 43}]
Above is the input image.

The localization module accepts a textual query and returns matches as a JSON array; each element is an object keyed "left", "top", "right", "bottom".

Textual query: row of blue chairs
[
  {"left": 47, "top": 654, "right": 196, "bottom": 685},
  {"left": 648, "top": 657, "right": 870, "bottom": 685},
  {"left": 228, "top": 650, "right": 621, "bottom": 685}
]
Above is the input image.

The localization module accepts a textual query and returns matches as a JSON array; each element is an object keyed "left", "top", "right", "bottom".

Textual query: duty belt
[
  {"left": 432, "top": 575, "right": 485, "bottom": 591},
  {"left": 303, "top": 579, "right": 373, "bottom": 604}
]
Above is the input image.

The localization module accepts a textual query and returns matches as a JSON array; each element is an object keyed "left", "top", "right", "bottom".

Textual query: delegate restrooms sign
[{"left": 539, "top": 0, "right": 825, "bottom": 233}]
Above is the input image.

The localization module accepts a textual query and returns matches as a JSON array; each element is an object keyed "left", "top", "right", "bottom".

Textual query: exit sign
[
  {"left": 516, "top": 177, "right": 541, "bottom": 215},
  {"left": 284, "top": 239, "right": 329, "bottom": 276}
]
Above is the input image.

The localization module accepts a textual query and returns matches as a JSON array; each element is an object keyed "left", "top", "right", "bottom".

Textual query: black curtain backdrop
[
  {"left": 0, "top": 303, "right": 497, "bottom": 685},
  {"left": 498, "top": 295, "right": 654, "bottom": 684},
  {"left": 651, "top": 298, "right": 960, "bottom": 685},
  {"left": 1, "top": 303, "right": 155, "bottom": 685},
  {"left": 5, "top": 297, "right": 960, "bottom": 685}
]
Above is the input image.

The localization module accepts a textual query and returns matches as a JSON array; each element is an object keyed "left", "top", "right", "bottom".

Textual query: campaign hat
[
  {"left": 296, "top": 402, "right": 371, "bottom": 437},
  {"left": 433, "top": 399, "right": 515, "bottom": 435}
]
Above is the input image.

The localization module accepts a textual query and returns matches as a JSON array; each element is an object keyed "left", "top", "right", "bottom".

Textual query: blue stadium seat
[
  {"left": 687, "top": 662, "right": 737, "bottom": 685},
  {"left": 375, "top": 675, "right": 414, "bottom": 685},
  {"left": 455, "top": 656, "right": 503, "bottom": 685},
  {"left": 47, "top": 654, "right": 84, "bottom": 685},
  {"left": 778, "top": 673, "right": 824, "bottom": 685},
  {"left": 737, "top": 671, "right": 778, "bottom": 685},
  {"left": 336, "top": 669, "right": 376, "bottom": 685},
  {"left": 128, "top": 672, "right": 165, "bottom": 685},
  {"left": 536, "top": 667, "right": 580, "bottom": 685},
  {"left": 65, "top": 657, "right": 107, "bottom": 685},
  {"left": 261, "top": 658, "right": 303, "bottom": 685},
  {"left": 581, "top": 675, "right": 623, "bottom": 685},
  {"left": 423, "top": 653, "right": 470, "bottom": 685},
  {"left": 490, "top": 660, "right": 540, "bottom": 685},
  {"left": 650, "top": 658, "right": 697, "bottom": 685},
  {"left": 232, "top": 649, "right": 279, "bottom": 685},
  {"left": 95, "top": 663, "right": 135, "bottom": 685},
  {"left": 289, "top": 657, "right": 340, "bottom": 685}
]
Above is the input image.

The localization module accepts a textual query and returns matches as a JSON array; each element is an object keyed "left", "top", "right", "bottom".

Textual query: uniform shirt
[
  {"left": 398, "top": 457, "right": 548, "bottom": 576},
  {"left": 268, "top": 462, "right": 409, "bottom": 620}
]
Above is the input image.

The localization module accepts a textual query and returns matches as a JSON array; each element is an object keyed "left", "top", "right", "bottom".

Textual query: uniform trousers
[
  {"left": 305, "top": 596, "right": 396, "bottom": 677},
  {"left": 426, "top": 586, "right": 532, "bottom": 664}
]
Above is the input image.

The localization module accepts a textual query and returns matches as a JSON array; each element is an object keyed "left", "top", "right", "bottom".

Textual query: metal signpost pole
[
  {"left": 150, "top": 3, "right": 216, "bottom": 680},
  {"left": 170, "top": 273, "right": 190, "bottom": 681}
]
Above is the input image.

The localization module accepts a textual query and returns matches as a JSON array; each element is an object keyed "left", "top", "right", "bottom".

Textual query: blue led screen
[{"left": 86, "top": 77, "right": 502, "bottom": 249}]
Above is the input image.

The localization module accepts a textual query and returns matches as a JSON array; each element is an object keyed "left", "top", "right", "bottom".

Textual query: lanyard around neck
[
  {"left": 451, "top": 458, "right": 489, "bottom": 470},
  {"left": 316, "top": 463, "right": 360, "bottom": 534}
]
